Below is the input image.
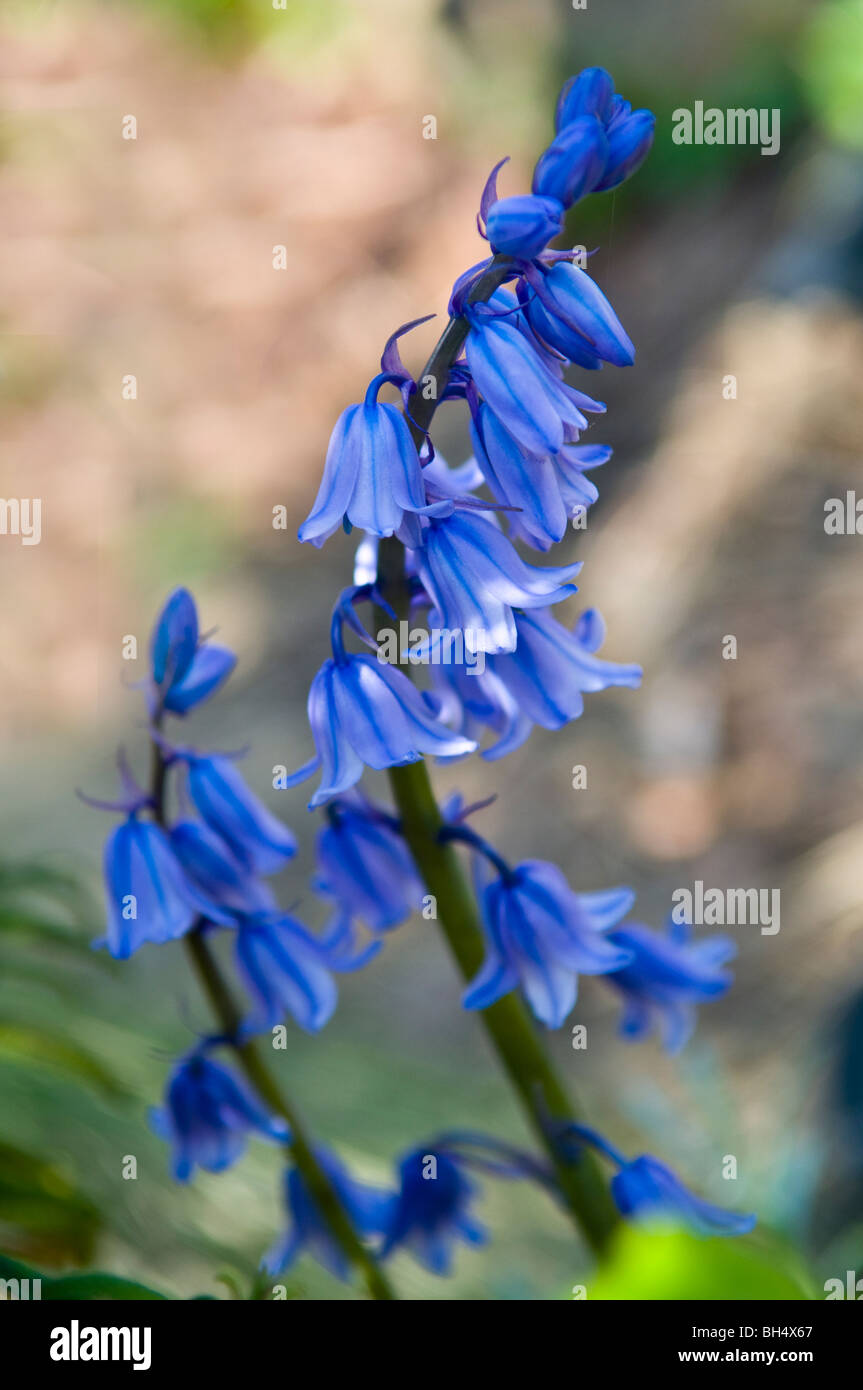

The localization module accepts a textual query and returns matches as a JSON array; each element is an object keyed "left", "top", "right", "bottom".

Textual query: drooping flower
[
  {"left": 149, "top": 1049, "right": 288, "bottom": 1182},
  {"left": 462, "top": 849, "right": 634, "bottom": 1027},
  {"left": 469, "top": 400, "right": 610, "bottom": 549},
  {"left": 380, "top": 1146, "right": 487, "bottom": 1273},
  {"left": 287, "top": 589, "right": 476, "bottom": 808},
  {"left": 184, "top": 753, "right": 297, "bottom": 876},
  {"left": 564, "top": 1125, "right": 755, "bottom": 1236},
  {"left": 298, "top": 372, "right": 434, "bottom": 547},
  {"left": 314, "top": 795, "right": 422, "bottom": 931},
  {"left": 463, "top": 300, "right": 603, "bottom": 458},
  {"left": 262, "top": 1148, "right": 393, "bottom": 1280},
  {"left": 415, "top": 510, "right": 582, "bottom": 655},
  {"left": 235, "top": 911, "right": 378, "bottom": 1036},
  {"left": 485, "top": 607, "right": 641, "bottom": 749},
  {"left": 98, "top": 815, "right": 234, "bottom": 959},
  {"left": 524, "top": 261, "right": 635, "bottom": 367},
  {"left": 485, "top": 193, "right": 564, "bottom": 259},
  {"left": 430, "top": 607, "right": 640, "bottom": 759},
  {"left": 170, "top": 819, "right": 277, "bottom": 917},
  {"left": 603, "top": 916, "right": 736, "bottom": 1053},
  {"left": 150, "top": 587, "right": 236, "bottom": 717}
]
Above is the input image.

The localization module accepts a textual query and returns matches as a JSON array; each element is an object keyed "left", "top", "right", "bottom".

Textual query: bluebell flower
[
  {"left": 485, "top": 193, "right": 564, "bottom": 259},
  {"left": 552, "top": 68, "right": 655, "bottom": 193},
  {"left": 463, "top": 300, "right": 603, "bottom": 458},
  {"left": 603, "top": 917, "right": 736, "bottom": 1053},
  {"left": 98, "top": 814, "right": 235, "bottom": 958},
  {"left": 612, "top": 1155, "right": 755, "bottom": 1235},
  {"left": 150, "top": 587, "right": 236, "bottom": 717},
  {"left": 594, "top": 104, "right": 656, "bottom": 193},
  {"left": 532, "top": 115, "right": 608, "bottom": 208},
  {"left": 469, "top": 400, "right": 611, "bottom": 549},
  {"left": 298, "top": 372, "right": 433, "bottom": 547},
  {"left": 430, "top": 608, "right": 639, "bottom": 759},
  {"left": 564, "top": 1125, "right": 755, "bottom": 1236},
  {"left": 463, "top": 853, "right": 634, "bottom": 1027},
  {"left": 262, "top": 1148, "right": 393, "bottom": 1280},
  {"left": 314, "top": 795, "right": 422, "bottom": 931},
  {"left": 485, "top": 607, "right": 641, "bottom": 749},
  {"left": 416, "top": 510, "right": 582, "bottom": 656},
  {"left": 525, "top": 261, "right": 635, "bottom": 367},
  {"left": 149, "top": 1050, "right": 288, "bottom": 1182},
  {"left": 235, "top": 910, "right": 378, "bottom": 1035},
  {"left": 184, "top": 754, "right": 297, "bottom": 876},
  {"left": 287, "top": 636, "right": 476, "bottom": 809},
  {"left": 380, "top": 1147, "right": 486, "bottom": 1273},
  {"left": 170, "top": 819, "right": 277, "bottom": 917}
]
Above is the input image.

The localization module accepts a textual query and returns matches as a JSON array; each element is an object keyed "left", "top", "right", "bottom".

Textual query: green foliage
[
  {"left": 0, "top": 1251, "right": 168, "bottom": 1300},
  {"left": 586, "top": 1225, "right": 815, "bottom": 1301},
  {"left": 800, "top": 0, "right": 863, "bottom": 149}
]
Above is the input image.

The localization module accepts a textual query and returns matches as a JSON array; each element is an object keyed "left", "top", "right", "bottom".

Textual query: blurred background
[{"left": 1, "top": 0, "right": 862, "bottom": 1299}]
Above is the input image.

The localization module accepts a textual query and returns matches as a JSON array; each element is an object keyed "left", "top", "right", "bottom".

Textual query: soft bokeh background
[{"left": 2, "top": 0, "right": 863, "bottom": 1299}]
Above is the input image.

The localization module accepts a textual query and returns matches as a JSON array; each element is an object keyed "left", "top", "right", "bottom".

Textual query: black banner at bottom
[{"left": 0, "top": 1297, "right": 857, "bottom": 1375}]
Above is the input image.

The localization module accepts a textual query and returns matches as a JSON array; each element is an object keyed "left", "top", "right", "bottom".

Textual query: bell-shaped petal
[
  {"left": 235, "top": 913, "right": 341, "bottom": 1035},
  {"left": 611, "top": 1155, "right": 756, "bottom": 1236},
  {"left": 603, "top": 919, "right": 736, "bottom": 1053},
  {"left": 527, "top": 262, "right": 635, "bottom": 367},
  {"left": 162, "top": 644, "right": 236, "bottom": 715},
  {"left": 262, "top": 1149, "right": 393, "bottom": 1281},
  {"left": 186, "top": 755, "right": 297, "bottom": 876},
  {"left": 470, "top": 406, "right": 610, "bottom": 550},
  {"left": 315, "top": 796, "right": 422, "bottom": 931},
  {"left": 380, "top": 1147, "right": 487, "bottom": 1274},
  {"left": 291, "top": 655, "right": 477, "bottom": 809},
  {"left": 487, "top": 607, "right": 641, "bottom": 731},
  {"left": 149, "top": 1051, "right": 288, "bottom": 1182},
  {"left": 464, "top": 856, "right": 633, "bottom": 1027},
  {"left": 299, "top": 375, "right": 430, "bottom": 547},
  {"left": 532, "top": 115, "right": 608, "bottom": 208},
  {"left": 464, "top": 307, "right": 592, "bottom": 458},
  {"left": 416, "top": 511, "right": 582, "bottom": 656},
  {"left": 99, "top": 815, "right": 234, "bottom": 959},
  {"left": 594, "top": 109, "right": 656, "bottom": 192},
  {"left": 485, "top": 194, "right": 564, "bottom": 259},
  {"left": 170, "top": 819, "right": 277, "bottom": 916}
]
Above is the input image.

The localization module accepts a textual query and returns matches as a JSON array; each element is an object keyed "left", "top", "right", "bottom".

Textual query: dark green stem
[
  {"left": 149, "top": 739, "right": 396, "bottom": 1300},
  {"left": 373, "top": 255, "right": 619, "bottom": 1253}
]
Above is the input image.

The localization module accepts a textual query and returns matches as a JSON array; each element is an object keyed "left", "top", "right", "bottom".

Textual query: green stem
[
  {"left": 150, "top": 740, "right": 396, "bottom": 1300},
  {"left": 372, "top": 253, "right": 620, "bottom": 1253}
]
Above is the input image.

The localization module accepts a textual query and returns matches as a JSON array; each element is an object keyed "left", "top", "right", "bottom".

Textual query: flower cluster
[{"left": 86, "top": 70, "right": 754, "bottom": 1294}]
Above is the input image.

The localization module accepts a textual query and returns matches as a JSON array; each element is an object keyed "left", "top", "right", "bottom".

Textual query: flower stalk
[
  {"left": 371, "top": 267, "right": 619, "bottom": 1251},
  {"left": 149, "top": 737, "right": 396, "bottom": 1301}
]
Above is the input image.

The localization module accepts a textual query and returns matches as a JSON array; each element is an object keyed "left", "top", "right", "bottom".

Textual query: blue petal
[
  {"left": 187, "top": 756, "right": 297, "bottom": 876},
  {"left": 151, "top": 588, "right": 198, "bottom": 687},
  {"left": 163, "top": 645, "right": 236, "bottom": 714}
]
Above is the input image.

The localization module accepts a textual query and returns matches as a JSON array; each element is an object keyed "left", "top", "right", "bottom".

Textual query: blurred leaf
[
  {"left": 0, "top": 1140, "right": 101, "bottom": 1266},
  {"left": 801, "top": 0, "right": 863, "bottom": 150},
  {"left": 587, "top": 1226, "right": 815, "bottom": 1301},
  {"left": 0, "top": 1023, "right": 128, "bottom": 1097},
  {"left": 0, "top": 1253, "right": 169, "bottom": 1301}
]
